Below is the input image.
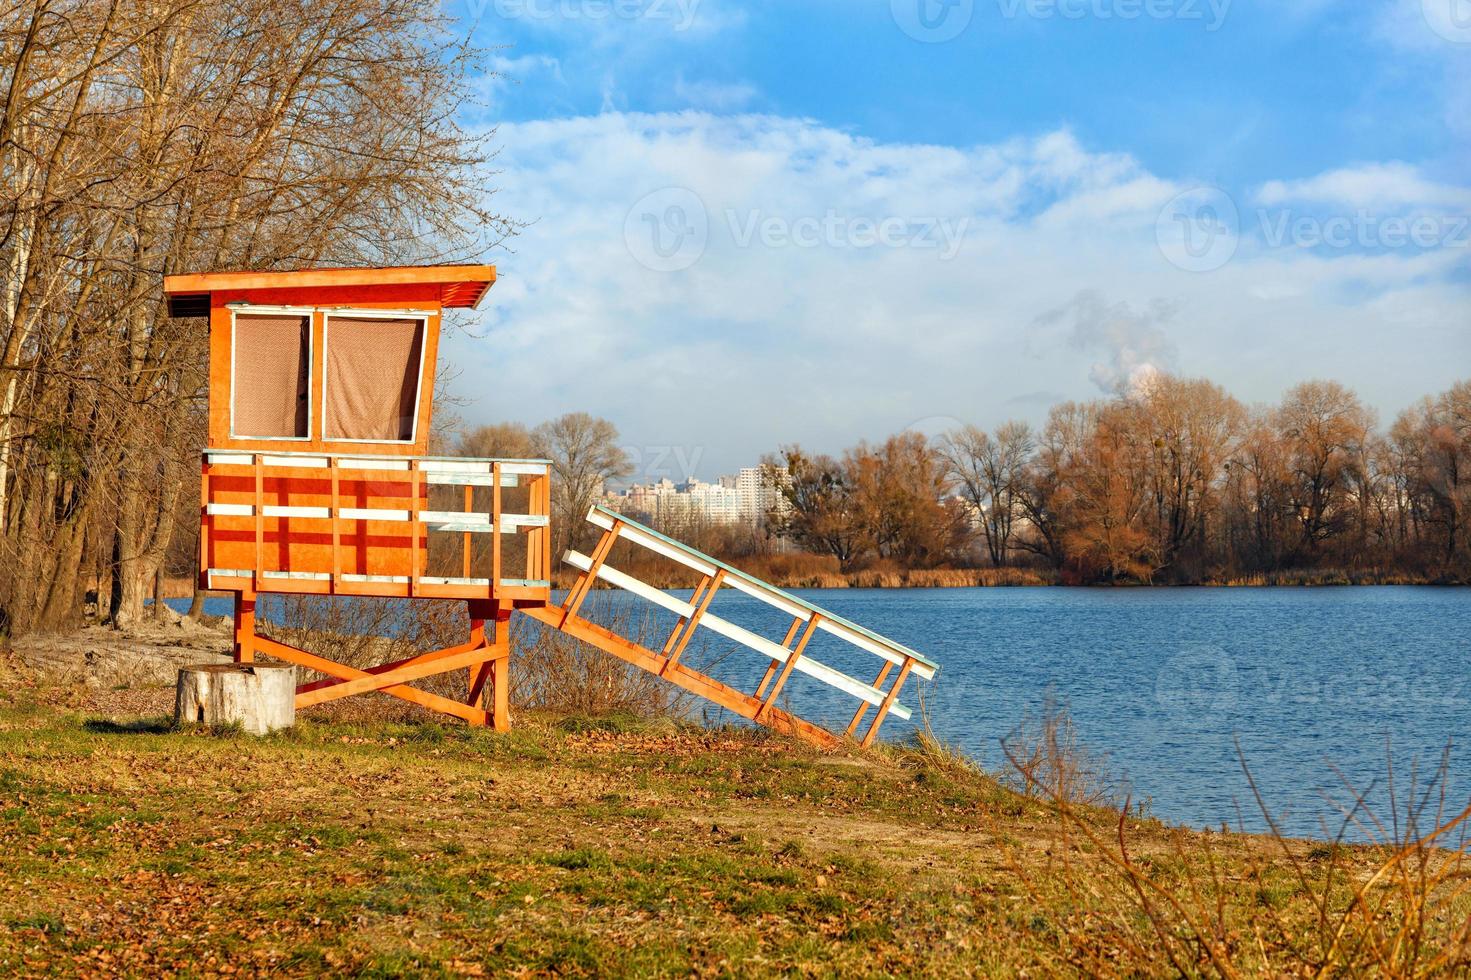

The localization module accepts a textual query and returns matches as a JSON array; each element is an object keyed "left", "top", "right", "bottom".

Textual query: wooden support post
[
  {"left": 663, "top": 570, "right": 723, "bottom": 675},
  {"left": 466, "top": 604, "right": 489, "bottom": 706},
  {"left": 252, "top": 455, "right": 264, "bottom": 582},
  {"left": 860, "top": 658, "right": 914, "bottom": 748},
  {"left": 409, "top": 464, "right": 421, "bottom": 594},
  {"left": 199, "top": 458, "right": 211, "bottom": 586},
  {"left": 540, "top": 474, "right": 552, "bottom": 577},
  {"left": 489, "top": 606, "right": 512, "bottom": 732},
  {"left": 755, "top": 616, "right": 805, "bottom": 700},
  {"left": 330, "top": 457, "right": 341, "bottom": 590},
  {"left": 756, "top": 614, "right": 820, "bottom": 721},
  {"left": 233, "top": 592, "right": 256, "bottom": 664},
  {"left": 491, "top": 463, "right": 502, "bottom": 592},
  {"left": 846, "top": 661, "right": 893, "bottom": 737},
  {"left": 463, "top": 484, "right": 473, "bottom": 580}
]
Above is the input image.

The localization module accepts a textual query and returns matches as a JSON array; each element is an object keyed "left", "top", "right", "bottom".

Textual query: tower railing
[{"left": 200, "top": 449, "right": 552, "bottom": 603}]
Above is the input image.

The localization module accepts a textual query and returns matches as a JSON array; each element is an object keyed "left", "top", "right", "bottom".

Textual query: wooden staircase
[{"left": 530, "top": 506, "right": 939, "bottom": 748}]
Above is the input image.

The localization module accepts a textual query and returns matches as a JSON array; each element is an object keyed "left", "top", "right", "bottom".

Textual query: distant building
[{"left": 604, "top": 465, "right": 785, "bottom": 527}]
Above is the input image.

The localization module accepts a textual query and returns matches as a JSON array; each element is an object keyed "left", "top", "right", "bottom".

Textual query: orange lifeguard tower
[{"left": 166, "top": 265, "right": 936, "bottom": 745}]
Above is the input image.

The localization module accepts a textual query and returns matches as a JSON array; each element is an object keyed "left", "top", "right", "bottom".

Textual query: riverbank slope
[{"left": 0, "top": 647, "right": 1465, "bottom": 975}]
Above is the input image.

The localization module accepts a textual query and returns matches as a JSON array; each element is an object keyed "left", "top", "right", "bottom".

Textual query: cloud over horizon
[{"left": 441, "top": 111, "right": 1469, "bottom": 480}]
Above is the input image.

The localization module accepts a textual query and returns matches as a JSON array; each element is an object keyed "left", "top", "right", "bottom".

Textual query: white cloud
[
  {"left": 446, "top": 112, "right": 1471, "bottom": 476},
  {"left": 1256, "top": 162, "right": 1471, "bottom": 210}
]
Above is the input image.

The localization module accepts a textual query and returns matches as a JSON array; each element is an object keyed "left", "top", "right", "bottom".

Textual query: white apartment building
[{"left": 605, "top": 466, "right": 784, "bottom": 527}]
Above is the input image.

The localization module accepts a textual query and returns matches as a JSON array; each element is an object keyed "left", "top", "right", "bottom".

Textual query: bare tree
[
  {"left": 456, "top": 422, "right": 539, "bottom": 461},
  {"left": 534, "top": 413, "right": 632, "bottom": 557},
  {"left": 1274, "top": 380, "right": 1374, "bottom": 564},
  {"left": 0, "top": 0, "right": 511, "bottom": 634},
  {"left": 942, "top": 421, "right": 1034, "bottom": 567}
]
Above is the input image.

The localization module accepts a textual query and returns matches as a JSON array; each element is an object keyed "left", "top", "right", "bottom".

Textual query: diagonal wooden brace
[
  {"left": 295, "top": 645, "right": 507, "bottom": 708},
  {"left": 295, "top": 639, "right": 485, "bottom": 695},
  {"left": 560, "top": 521, "right": 621, "bottom": 627},
  {"left": 860, "top": 657, "right": 914, "bottom": 748},
  {"left": 756, "top": 614, "right": 819, "bottom": 722},
  {"left": 253, "top": 636, "right": 496, "bottom": 724},
  {"left": 662, "top": 569, "right": 724, "bottom": 675}
]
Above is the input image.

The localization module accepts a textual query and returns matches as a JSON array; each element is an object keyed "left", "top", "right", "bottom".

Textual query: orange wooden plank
[
  {"left": 295, "top": 645, "right": 502, "bottom": 708},
  {"left": 233, "top": 595, "right": 256, "bottom": 664},
  {"left": 295, "top": 639, "right": 487, "bottom": 694},
  {"left": 491, "top": 462, "right": 502, "bottom": 595},
  {"left": 252, "top": 462, "right": 264, "bottom": 581},
  {"left": 661, "top": 573, "right": 711, "bottom": 657},
  {"left": 462, "top": 484, "right": 473, "bottom": 580},
  {"left": 663, "top": 570, "right": 724, "bottom": 674},
  {"left": 254, "top": 636, "right": 489, "bottom": 724},
  {"left": 846, "top": 661, "right": 893, "bottom": 737},
  {"left": 756, "top": 613, "right": 820, "bottom": 722},
  {"left": 165, "top": 264, "right": 495, "bottom": 297},
  {"left": 199, "top": 459, "right": 211, "bottom": 583},
  {"left": 559, "top": 521, "right": 621, "bottom": 626},
  {"left": 755, "top": 616, "right": 804, "bottom": 700},
  {"left": 860, "top": 658, "right": 914, "bottom": 748},
  {"left": 330, "top": 458, "right": 341, "bottom": 585}
]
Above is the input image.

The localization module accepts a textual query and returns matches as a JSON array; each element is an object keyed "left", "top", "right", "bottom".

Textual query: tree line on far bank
[{"left": 762, "top": 375, "right": 1471, "bottom": 585}]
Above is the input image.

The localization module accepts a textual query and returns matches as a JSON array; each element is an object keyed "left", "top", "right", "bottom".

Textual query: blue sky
[{"left": 439, "top": 0, "right": 1470, "bottom": 480}]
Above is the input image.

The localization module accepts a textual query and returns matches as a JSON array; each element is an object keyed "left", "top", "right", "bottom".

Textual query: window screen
[
  {"left": 324, "top": 316, "right": 425, "bottom": 441},
  {"left": 232, "top": 314, "right": 310, "bottom": 439}
]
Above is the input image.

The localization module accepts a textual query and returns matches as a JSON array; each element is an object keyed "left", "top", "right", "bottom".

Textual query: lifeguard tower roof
[{"left": 163, "top": 264, "right": 497, "bottom": 318}]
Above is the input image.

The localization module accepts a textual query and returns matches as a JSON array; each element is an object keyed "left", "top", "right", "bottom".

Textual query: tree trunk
[
  {"left": 175, "top": 664, "right": 295, "bottom": 735},
  {"left": 185, "top": 584, "right": 205, "bottom": 620},
  {"left": 153, "top": 561, "right": 167, "bottom": 621}
]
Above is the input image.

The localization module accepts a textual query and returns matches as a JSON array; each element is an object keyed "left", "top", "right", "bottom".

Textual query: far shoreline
[{"left": 157, "top": 571, "right": 1468, "bottom": 602}]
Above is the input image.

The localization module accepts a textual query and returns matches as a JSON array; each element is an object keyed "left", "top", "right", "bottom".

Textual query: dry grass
[
  {"left": 3, "top": 643, "right": 1471, "bottom": 977},
  {"left": 550, "top": 554, "right": 1057, "bottom": 591},
  {"left": 1000, "top": 695, "right": 1119, "bottom": 808},
  {"left": 1206, "top": 568, "right": 1446, "bottom": 587},
  {"left": 507, "top": 594, "right": 696, "bottom": 720},
  {"left": 993, "top": 709, "right": 1471, "bottom": 977}
]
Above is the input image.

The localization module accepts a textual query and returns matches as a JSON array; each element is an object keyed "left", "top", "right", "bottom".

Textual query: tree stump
[{"left": 175, "top": 664, "right": 295, "bottom": 735}]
